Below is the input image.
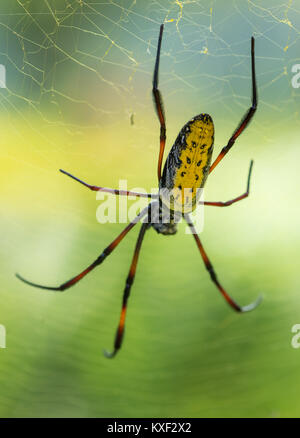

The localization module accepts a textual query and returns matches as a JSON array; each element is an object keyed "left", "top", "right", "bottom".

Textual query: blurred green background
[{"left": 1, "top": 0, "right": 300, "bottom": 418}]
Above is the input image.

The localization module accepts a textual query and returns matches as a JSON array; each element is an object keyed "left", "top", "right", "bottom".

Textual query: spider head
[{"left": 148, "top": 201, "right": 180, "bottom": 236}]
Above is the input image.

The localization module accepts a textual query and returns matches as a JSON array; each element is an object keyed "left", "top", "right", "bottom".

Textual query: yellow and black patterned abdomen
[{"left": 159, "top": 113, "right": 214, "bottom": 213}]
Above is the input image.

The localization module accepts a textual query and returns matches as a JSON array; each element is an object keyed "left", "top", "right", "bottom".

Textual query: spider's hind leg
[
  {"left": 152, "top": 24, "right": 167, "bottom": 183},
  {"left": 209, "top": 37, "right": 257, "bottom": 174}
]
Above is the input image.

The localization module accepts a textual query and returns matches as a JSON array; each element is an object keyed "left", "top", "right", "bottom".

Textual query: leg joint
[{"left": 206, "top": 263, "right": 217, "bottom": 282}]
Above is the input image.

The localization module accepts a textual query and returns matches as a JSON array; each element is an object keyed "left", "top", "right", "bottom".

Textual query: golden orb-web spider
[{"left": 17, "top": 25, "right": 262, "bottom": 358}]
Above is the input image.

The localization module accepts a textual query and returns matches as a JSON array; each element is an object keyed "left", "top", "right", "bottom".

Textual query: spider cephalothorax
[
  {"left": 17, "top": 24, "right": 262, "bottom": 358},
  {"left": 149, "top": 201, "right": 180, "bottom": 235}
]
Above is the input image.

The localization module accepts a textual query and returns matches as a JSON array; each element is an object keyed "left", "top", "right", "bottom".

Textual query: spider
[{"left": 16, "top": 25, "right": 262, "bottom": 358}]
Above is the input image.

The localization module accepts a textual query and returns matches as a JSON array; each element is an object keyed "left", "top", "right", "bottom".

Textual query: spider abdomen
[{"left": 159, "top": 113, "right": 214, "bottom": 213}]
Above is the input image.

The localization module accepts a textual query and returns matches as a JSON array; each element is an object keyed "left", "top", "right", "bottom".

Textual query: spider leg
[
  {"left": 184, "top": 215, "right": 262, "bottom": 312},
  {"left": 203, "top": 160, "right": 253, "bottom": 207},
  {"left": 60, "top": 169, "right": 156, "bottom": 199},
  {"left": 152, "top": 24, "right": 166, "bottom": 183},
  {"left": 209, "top": 37, "right": 257, "bottom": 174},
  {"left": 104, "top": 221, "right": 149, "bottom": 358},
  {"left": 16, "top": 205, "right": 150, "bottom": 292}
]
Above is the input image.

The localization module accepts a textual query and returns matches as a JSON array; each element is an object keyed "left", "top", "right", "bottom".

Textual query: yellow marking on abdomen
[
  {"left": 159, "top": 114, "right": 214, "bottom": 213},
  {"left": 172, "top": 114, "right": 214, "bottom": 212}
]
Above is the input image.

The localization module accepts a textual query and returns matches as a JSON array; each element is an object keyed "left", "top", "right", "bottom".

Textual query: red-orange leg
[
  {"left": 60, "top": 169, "right": 156, "bottom": 198},
  {"left": 16, "top": 206, "right": 150, "bottom": 292},
  {"left": 104, "top": 221, "right": 149, "bottom": 358},
  {"left": 203, "top": 160, "right": 253, "bottom": 207},
  {"left": 184, "top": 215, "right": 262, "bottom": 312},
  {"left": 209, "top": 37, "right": 257, "bottom": 174},
  {"left": 152, "top": 24, "right": 166, "bottom": 183}
]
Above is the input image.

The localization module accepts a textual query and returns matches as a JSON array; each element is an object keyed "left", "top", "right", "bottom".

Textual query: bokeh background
[{"left": 1, "top": 0, "right": 300, "bottom": 418}]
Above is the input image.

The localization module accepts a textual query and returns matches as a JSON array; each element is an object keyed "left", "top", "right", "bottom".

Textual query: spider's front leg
[
  {"left": 16, "top": 205, "right": 150, "bottom": 292},
  {"left": 184, "top": 215, "right": 262, "bottom": 312},
  {"left": 104, "top": 221, "right": 150, "bottom": 358}
]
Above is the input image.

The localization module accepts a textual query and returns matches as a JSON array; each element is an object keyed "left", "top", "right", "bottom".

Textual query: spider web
[
  {"left": 0, "top": 0, "right": 300, "bottom": 144},
  {"left": 2, "top": 1, "right": 300, "bottom": 419}
]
